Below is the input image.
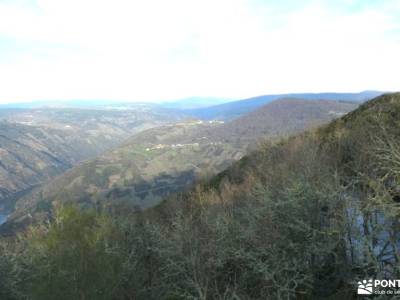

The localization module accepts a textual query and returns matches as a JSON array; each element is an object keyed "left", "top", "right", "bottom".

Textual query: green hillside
[
  {"left": 4, "top": 121, "right": 244, "bottom": 230},
  {"left": 146, "top": 92, "right": 400, "bottom": 298},
  {"left": 4, "top": 99, "right": 357, "bottom": 231},
  {"left": 0, "top": 108, "right": 182, "bottom": 213},
  {"left": 0, "top": 94, "right": 398, "bottom": 299}
]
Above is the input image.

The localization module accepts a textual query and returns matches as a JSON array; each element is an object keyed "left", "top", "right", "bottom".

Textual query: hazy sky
[{"left": 0, "top": 0, "right": 399, "bottom": 103}]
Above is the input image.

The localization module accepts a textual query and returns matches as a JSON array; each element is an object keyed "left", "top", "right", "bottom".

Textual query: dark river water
[{"left": 0, "top": 213, "right": 8, "bottom": 226}]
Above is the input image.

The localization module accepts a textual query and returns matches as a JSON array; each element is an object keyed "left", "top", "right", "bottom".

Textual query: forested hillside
[
  {"left": 0, "top": 108, "right": 183, "bottom": 213},
  {"left": 0, "top": 93, "right": 398, "bottom": 299},
  {"left": 195, "top": 98, "right": 357, "bottom": 144},
  {"left": 3, "top": 99, "right": 357, "bottom": 233}
]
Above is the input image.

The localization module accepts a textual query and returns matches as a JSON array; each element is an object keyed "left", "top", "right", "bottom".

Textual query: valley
[
  {"left": 0, "top": 1, "right": 397, "bottom": 298},
  {"left": 0, "top": 107, "right": 184, "bottom": 214},
  {"left": 1, "top": 97, "right": 360, "bottom": 232},
  {"left": 0, "top": 92, "right": 398, "bottom": 299},
  {"left": 0, "top": 213, "right": 7, "bottom": 226}
]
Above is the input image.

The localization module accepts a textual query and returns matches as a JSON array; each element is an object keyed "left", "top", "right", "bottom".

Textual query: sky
[{"left": 0, "top": 0, "right": 399, "bottom": 104}]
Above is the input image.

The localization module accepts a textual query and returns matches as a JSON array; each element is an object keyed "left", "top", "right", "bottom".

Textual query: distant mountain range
[
  {"left": 158, "top": 97, "right": 233, "bottom": 109},
  {"left": 0, "top": 91, "right": 383, "bottom": 117},
  {"left": 2, "top": 98, "right": 359, "bottom": 232},
  {"left": 0, "top": 91, "right": 389, "bottom": 232},
  {"left": 0, "top": 97, "right": 232, "bottom": 110},
  {"left": 181, "top": 91, "right": 384, "bottom": 120}
]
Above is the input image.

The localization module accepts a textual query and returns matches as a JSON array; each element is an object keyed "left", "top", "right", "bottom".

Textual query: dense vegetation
[
  {"left": 0, "top": 107, "right": 182, "bottom": 211},
  {"left": 5, "top": 99, "right": 356, "bottom": 232},
  {"left": 197, "top": 99, "right": 357, "bottom": 144},
  {"left": 0, "top": 93, "right": 399, "bottom": 299}
]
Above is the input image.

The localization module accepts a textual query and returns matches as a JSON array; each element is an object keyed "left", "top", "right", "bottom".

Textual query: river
[{"left": 0, "top": 213, "right": 8, "bottom": 226}]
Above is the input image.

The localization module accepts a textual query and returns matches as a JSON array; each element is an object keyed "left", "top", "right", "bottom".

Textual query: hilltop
[{"left": 194, "top": 98, "right": 357, "bottom": 145}]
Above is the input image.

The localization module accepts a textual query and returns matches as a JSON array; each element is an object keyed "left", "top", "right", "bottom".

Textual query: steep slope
[
  {"left": 8, "top": 121, "right": 241, "bottom": 219},
  {"left": 194, "top": 98, "right": 357, "bottom": 145},
  {"left": 137, "top": 93, "right": 400, "bottom": 298},
  {"left": 184, "top": 90, "right": 382, "bottom": 120},
  {"left": 205, "top": 93, "right": 400, "bottom": 190},
  {"left": 1, "top": 94, "right": 397, "bottom": 299},
  {"left": 3, "top": 98, "right": 358, "bottom": 230},
  {"left": 0, "top": 107, "right": 183, "bottom": 212},
  {"left": 0, "top": 121, "right": 78, "bottom": 206}
]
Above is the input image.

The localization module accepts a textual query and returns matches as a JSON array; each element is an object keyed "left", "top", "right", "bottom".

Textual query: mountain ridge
[
  {"left": 182, "top": 91, "right": 384, "bottom": 120},
  {"left": 1, "top": 98, "right": 359, "bottom": 232}
]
